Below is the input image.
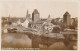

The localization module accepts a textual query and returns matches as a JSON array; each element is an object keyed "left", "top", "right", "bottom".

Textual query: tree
[
  {"left": 69, "top": 21, "right": 78, "bottom": 29},
  {"left": 52, "top": 27, "right": 60, "bottom": 33},
  {"left": 51, "top": 19, "right": 56, "bottom": 25}
]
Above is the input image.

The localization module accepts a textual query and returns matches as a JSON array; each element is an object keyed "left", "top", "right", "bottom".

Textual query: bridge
[
  {"left": 6, "top": 26, "right": 77, "bottom": 50},
  {"left": 15, "top": 30, "right": 77, "bottom": 50}
]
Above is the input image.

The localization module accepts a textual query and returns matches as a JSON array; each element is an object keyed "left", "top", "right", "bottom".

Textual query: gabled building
[{"left": 22, "top": 19, "right": 29, "bottom": 28}]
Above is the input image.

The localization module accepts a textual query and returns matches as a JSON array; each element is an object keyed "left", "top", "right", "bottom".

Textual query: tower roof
[
  {"left": 33, "top": 9, "right": 39, "bottom": 14},
  {"left": 64, "top": 11, "right": 70, "bottom": 15}
]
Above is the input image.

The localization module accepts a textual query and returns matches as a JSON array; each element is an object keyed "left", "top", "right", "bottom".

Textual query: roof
[
  {"left": 41, "top": 19, "right": 47, "bottom": 21},
  {"left": 29, "top": 20, "right": 44, "bottom": 24},
  {"left": 9, "top": 18, "right": 18, "bottom": 23},
  {"left": 29, "top": 19, "right": 53, "bottom": 26},
  {"left": 35, "top": 20, "right": 44, "bottom": 24},
  {"left": 9, "top": 17, "right": 26, "bottom": 23},
  {"left": 33, "top": 9, "right": 39, "bottom": 14},
  {"left": 43, "top": 21, "right": 54, "bottom": 26},
  {"left": 64, "top": 11, "right": 70, "bottom": 15},
  {"left": 20, "top": 18, "right": 26, "bottom": 23}
]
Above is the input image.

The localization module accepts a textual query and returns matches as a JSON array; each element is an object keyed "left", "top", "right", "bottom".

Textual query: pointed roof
[
  {"left": 65, "top": 12, "right": 69, "bottom": 14},
  {"left": 33, "top": 9, "right": 39, "bottom": 14},
  {"left": 26, "top": 9, "right": 30, "bottom": 18},
  {"left": 27, "top": 10, "right": 28, "bottom": 14},
  {"left": 48, "top": 14, "right": 50, "bottom": 18},
  {"left": 64, "top": 11, "right": 70, "bottom": 15}
]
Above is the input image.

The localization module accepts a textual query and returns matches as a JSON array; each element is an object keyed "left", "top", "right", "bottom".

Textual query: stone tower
[
  {"left": 32, "top": 9, "right": 40, "bottom": 22},
  {"left": 63, "top": 12, "right": 71, "bottom": 26}
]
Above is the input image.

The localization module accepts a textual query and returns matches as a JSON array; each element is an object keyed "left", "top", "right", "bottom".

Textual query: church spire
[
  {"left": 27, "top": 10, "right": 28, "bottom": 15},
  {"left": 8, "top": 14, "right": 10, "bottom": 17},
  {"left": 47, "top": 14, "right": 51, "bottom": 22},
  {"left": 26, "top": 9, "right": 30, "bottom": 20},
  {"left": 48, "top": 14, "right": 50, "bottom": 18}
]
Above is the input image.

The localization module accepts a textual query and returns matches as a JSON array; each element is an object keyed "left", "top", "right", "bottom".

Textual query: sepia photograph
[{"left": 0, "top": 0, "right": 79, "bottom": 50}]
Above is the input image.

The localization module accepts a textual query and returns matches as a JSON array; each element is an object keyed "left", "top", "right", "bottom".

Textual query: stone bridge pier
[{"left": 31, "top": 35, "right": 40, "bottom": 48}]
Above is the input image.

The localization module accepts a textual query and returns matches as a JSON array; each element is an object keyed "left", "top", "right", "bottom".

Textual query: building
[
  {"left": 32, "top": 9, "right": 40, "bottom": 22},
  {"left": 29, "top": 9, "right": 42, "bottom": 30},
  {"left": 70, "top": 17, "right": 78, "bottom": 29},
  {"left": 1, "top": 15, "right": 11, "bottom": 27},
  {"left": 21, "top": 10, "right": 30, "bottom": 28},
  {"left": 10, "top": 17, "right": 26, "bottom": 26},
  {"left": 26, "top": 10, "right": 31, "bottom": 21},
  {"left": 29, "top": 20, "right": 54, "bottom": 33},
  {"left": 22, "top": 19, "right": 29, "bottom": 28},
  {"left": 46, "top": 14, "right": 52, "bottom": 22},
  {"left": 29, "top": 10, "right": 54, "bottom": 32},
  {"left": 63, "top": 12, "right": 71, "bottom": 26},
  {"left": 43, "top": 21, "right": 55, "bottom": 33},
  {"left": 71, "top": 18, "right": 75, "bottom": 25},
  {"left": 28, "top": 9, "right": 56, "bottom": 33},
  {"left": 29, "top": 20, "right": 44, "bottom": 30}
]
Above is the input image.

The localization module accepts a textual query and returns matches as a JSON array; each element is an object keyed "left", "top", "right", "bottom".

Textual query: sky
[{"left": 0, "top": 0, "right": 79, "bottom": 18}]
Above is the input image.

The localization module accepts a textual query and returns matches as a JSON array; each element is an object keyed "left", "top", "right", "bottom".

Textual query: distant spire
[
  {"left": 9, "top": 14, "right": 10, "bottom": 17},
  {"left": 26, "top": 9, "right": 29, "bottom": 17},
  {"left": 48, "top": 14, "right": 50, "bottom": 18},
  {"left": 47, "top": 14, "right": 51, "bottom": 21},
  {"left": 27, "top": 10, "right": 28, "bottom": 15},
  {"left": 26, "top": 9, "right": 30, "bottom": 19}
]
